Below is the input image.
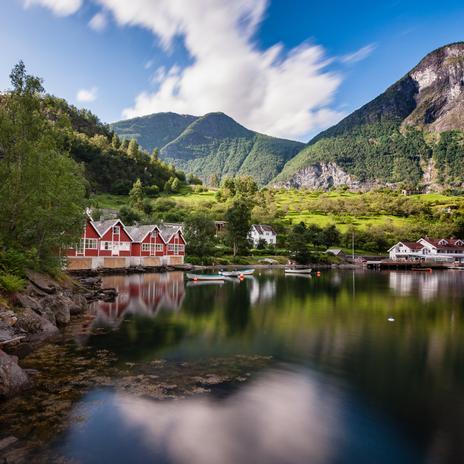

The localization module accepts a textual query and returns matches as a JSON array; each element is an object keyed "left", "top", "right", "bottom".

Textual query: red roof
[
  {"left": 420, "top": 238, "right": 464, "bottom": 250},
  {"left": 402, "top": 242, "right": 424, "bottom": 250}
]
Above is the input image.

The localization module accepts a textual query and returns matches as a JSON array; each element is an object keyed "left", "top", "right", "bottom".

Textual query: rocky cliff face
[
  {"left": 275, "top": 42, "right": 464, "bottom": 190},
  {"left": 280, "top": 162, "right": 360, "bottom": 190},
  {"left": 404, "top": 43, "right": 464, "bottom": 132}
]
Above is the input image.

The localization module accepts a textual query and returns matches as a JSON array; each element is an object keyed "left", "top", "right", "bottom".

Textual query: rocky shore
[{"left": 0, "top": 271, "right": 116, "bottom": 398}]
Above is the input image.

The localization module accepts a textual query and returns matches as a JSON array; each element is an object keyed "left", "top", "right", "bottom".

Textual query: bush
[{"left": 0, "top": 273, "right": 26, "bottom": 293}]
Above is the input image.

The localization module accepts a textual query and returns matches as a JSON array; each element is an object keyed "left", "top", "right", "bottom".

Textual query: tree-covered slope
[
  {"left": 111, "top": 112, "right": 198, "bottom": 153},
  {"left": 275, "top": 43, "right": 464, "bottom": 190},
  {"left": 113, "top": 111, "right": 303, "bottom": 185}
]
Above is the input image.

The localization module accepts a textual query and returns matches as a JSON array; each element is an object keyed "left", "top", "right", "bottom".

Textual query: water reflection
[
  {"left": 61, "top": 367, "right": 419, "bottom": 464},
  {"left": 93, "top": 273, "right": 185, "bottom": 326}
]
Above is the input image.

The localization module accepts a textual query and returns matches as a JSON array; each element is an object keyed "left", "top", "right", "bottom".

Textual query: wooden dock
[{"left": 366, "top": 260, "right": 450, "bottom": 270}]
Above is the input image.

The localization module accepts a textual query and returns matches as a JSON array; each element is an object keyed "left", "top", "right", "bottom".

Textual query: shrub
[{"left": 0, "top": 273, "right": 26, "bottom": 293}]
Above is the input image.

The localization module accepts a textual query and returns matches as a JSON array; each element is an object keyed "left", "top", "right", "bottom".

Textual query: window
[
  {"left": 168, "top": 244, "right": 174, "bottom": 252},
  {"left": 84, "top": 238, "right": 97, "bottom": 249},
  {"left": 156, "top": 244, "right": 163, "bottom": 252},
  {"left": 113, "top": 226, "right": 120, "bottom": 234},
  {"left": 101, "top": 241, "right": 111, "bottom": 250},
  {"left": 151, "top": 231, "right": 158, "bottom": 238},
  {"left": 142, "top": 243, "right": 150, "bottom": 252}
]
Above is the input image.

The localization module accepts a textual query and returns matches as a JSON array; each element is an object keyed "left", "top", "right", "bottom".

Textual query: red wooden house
[{"left": 126, "top": 225, "right": 165, "bottom": 257}]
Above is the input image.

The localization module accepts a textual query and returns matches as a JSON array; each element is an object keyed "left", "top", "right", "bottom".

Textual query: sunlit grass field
[{"left": 92, "top": 188, "right": 463, "bottom": 232}]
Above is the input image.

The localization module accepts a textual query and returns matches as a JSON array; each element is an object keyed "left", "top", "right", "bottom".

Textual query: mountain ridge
[
  {"left": 112, "top": 111, "right": 304, "bottom": 185},
  {"left": 274, "top": 42, "right": 464, "bottom": 190}
]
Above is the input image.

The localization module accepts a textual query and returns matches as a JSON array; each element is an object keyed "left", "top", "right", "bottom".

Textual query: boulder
[
  {"left": 0, "top": 349, "right": 30, "bottom": 398},
  {"left": 15, "top": 308, "right": 59, "bottom": 340},
  {"left": 14, "top": 293, "right": 43, "bottom": 312},
  {"left": 70, "top": 293, "right": 88, "bottom": 315},
  {"left": 26, "top": 271, "right": 58, "bottom": 294},
  {"left": 40, "top": 294, "right": 74, "bottom": 326}
]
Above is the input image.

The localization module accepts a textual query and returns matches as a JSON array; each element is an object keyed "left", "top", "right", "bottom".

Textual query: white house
[
  {"left": 388, "top": 238, "right": 464, "bottom": 263},
  {"left": 388, "top": 241, "right": 426, "bottom": 260},
  {"left": 249, "top": 224, "right": 277, "bottom": 247}
]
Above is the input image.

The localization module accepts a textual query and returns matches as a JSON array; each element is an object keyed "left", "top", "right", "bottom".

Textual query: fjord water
[{"left": 6, "top": 270, "right": 464, "bottom": 463}]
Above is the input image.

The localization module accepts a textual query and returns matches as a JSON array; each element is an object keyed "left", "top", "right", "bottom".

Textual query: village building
[
  {"left": 326, "top": 248, "right": 346, "bottom": 258},
  {"left": 388, "top": 238, "right": 464, "bottom": 263},
  {"left": 248, "top": 224, "right": 277, "bottom": 247},
  {"left": 66, "top": 216, "right": 186, "bottom": 270}
]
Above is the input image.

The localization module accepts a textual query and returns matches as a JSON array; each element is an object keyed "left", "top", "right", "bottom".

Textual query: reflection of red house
[
  {"left": 66, "top": 216, "right": 186, "bottom": 270},
  {"left": 94, "top": 273, "right": 185, "bottom": 326}
]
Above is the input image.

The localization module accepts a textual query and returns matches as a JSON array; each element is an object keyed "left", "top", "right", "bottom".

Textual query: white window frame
[
  {"left": 113, "top": 226, "right": 120, "bottom": 235},
  {"left": 84, "top": 238, "right": 98, "bottom": 249}
]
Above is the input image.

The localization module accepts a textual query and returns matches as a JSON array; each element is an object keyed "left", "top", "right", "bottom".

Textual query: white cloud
[
  {"left": 27, "top": 0, "right": 346, "bottom": 140},
  {"left": 89, "top": 11, "right": 108, "bottom": 31},
  {"left": 76, "top": 86, "right": 98, "bottom": 102},
  {"left": 96, "top": 0, "right": 343, "bottom": 140},
  {"left": 341, "top": 43, "right": 377, "bottom": 64},
  {"left": 144, "top": 60, "right": 154, "bottom": 70},
  {"left": 23, "top": 0, "right": 82, "bottom": 16}
]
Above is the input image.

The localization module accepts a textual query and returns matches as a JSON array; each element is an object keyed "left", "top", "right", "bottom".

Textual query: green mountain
[
  {"left": 112, "top": 112, "right": 304, "bottom": 185},
  {"left": 110, "top": 112, "right": 198, "bottom": 153},
  {"left": 275, "top": 43, "right": 464, "bottom": 190}
]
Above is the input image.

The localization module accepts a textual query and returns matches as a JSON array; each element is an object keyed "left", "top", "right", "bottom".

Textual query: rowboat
[
  {"left": 186, "top": 273, "right": 225, "bottom": 281},
  {"left": 284, "top": 268, "right": 312, "bottom": 274},
  {"left": 284, "top": 273, "right": 312, "bottom": 278},
  {"left": 219, "top": 269, "right": 255, "bottom": 277}
]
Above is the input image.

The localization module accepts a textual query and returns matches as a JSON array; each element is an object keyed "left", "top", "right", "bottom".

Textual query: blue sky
[{"left": 1, "top": 0, "right": 464, "bottom": 141}]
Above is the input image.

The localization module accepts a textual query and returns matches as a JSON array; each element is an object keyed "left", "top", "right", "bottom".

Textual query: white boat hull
[
  {"left": 284, "top": 268, "right": 312, "bottom": 274},
  {"left": 186, "top": 273, "right": 224, "bottom": 281}
]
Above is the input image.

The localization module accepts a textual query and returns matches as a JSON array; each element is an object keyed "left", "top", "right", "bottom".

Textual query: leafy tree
[
  {"left": 320, "top": 224, "right": 341, "bottom": 247},
  {"left": 0, "top": 61, "right": 87, "bottom": 269},
  {"left": 287, "top": 222, "right": 310, "bottom": 263},
  {"left": 151, "top": 147, "right": 159, "bottom": 161},
  {"left": 225, "top": 200, "right": 251, "bottom": 256},
  {"left": 184, "top": 214, "right": 216, "bottom": 257},
  {"left": 129, "top": 178, "right": 144, "bottom": 210},
  {"left": 127, "top": 138, "right": 139, "bottom": 158},
  {"left": 111, "top": 133, "right": 121, "bottom": 149},
  {"left": 119, "top": 206, "right": 141, "bottom": 226},
  {"left": 120, "top": 138, "right": 129, "bottom": 150},
  {"left": 209, "top": 173, "right": 220, "bottom": 188},
  {"left": 187, "top": 173, "right": 203, "bottom": 185}
]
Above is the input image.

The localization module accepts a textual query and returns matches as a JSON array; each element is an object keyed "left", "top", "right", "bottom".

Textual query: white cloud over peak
[
  {"left": 76, "top": 86, "right": 98, "bottom": 102},
  {"left": 341, "top": 43, "right": 377, "bottom": 64},
  {"left": 23, "top": 0, "right": 82, "bottom": 16},
  {"left": 89, "top": 11, "right": 108, "bottom": 31},
  {"left": 28, "top": 0, "right": 346, "bottom": 140}
]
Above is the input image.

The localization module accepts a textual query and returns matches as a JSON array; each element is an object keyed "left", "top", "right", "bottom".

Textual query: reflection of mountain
[{"left": 93, "top": 272, "right": 185, "bottom": 325}]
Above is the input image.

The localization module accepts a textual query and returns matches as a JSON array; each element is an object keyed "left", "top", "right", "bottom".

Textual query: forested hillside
[
  {"left": 113, "top": 112, "right": 303, "bottom": 185},
  {"left": 41, "top": 97, "right": 187, "bottom": 195},
  {"left": 275, "top": 43, "right": 464, "bottom": 190}
]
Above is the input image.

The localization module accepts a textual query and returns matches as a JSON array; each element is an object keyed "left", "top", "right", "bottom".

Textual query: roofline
[
  {"left": 131, "top": 225, "right": 164, "bottom": 244},
  {"left": 92, "top": 219, "right": 135, "bottom": 241}
]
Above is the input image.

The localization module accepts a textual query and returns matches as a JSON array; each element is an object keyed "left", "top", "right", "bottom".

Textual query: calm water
[{"left": 3, "top": 269, "right": 464, "bottom": 463}]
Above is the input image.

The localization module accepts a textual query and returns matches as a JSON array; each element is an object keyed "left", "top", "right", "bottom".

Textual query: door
[
  {"left": 112, "top": 242, "right": 119, "bottom": 256},
  {"left": 76, "top": 239, "right": 85, "bottom": 256}
]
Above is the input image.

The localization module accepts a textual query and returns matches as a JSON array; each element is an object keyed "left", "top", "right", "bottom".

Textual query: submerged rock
[{"left": 0, "top": 350, "right": 30, "bottom": 398}]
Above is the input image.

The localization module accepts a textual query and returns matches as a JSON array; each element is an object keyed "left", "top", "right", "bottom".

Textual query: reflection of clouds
[
  {"left": 63, "top": 368, "right": 418, "bottom": 464},
  {"left": 69, "top": 369, "right": 339, "bottom": 464}
]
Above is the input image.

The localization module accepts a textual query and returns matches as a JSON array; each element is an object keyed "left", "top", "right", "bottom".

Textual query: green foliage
[
  {"left": 119, "top": 206, "right": 141, "bottom": 226},
  {"left": 0, "top": 273, "right": 25, "bottom": 294},
  {"left": 225, "top": 200, "right": 252, "bottom": 256},
  {"left": 129, "top": 178, "right": 144, "bottom": 210},
  {"left": 127, "top": 138, "right": 139, "bottom": 158},
  {"left": 0, "top": 61, "right": 87, "bottom": 270},
  {"left": 184, "top": 214, "right": 217, "bottom": 257}
]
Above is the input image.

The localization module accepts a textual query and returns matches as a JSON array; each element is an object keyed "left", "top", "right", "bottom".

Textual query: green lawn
[{"left": 90, "top": 188, "right": 462, "bottom": 233}]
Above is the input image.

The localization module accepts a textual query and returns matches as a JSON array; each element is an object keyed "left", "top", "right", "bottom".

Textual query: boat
[
  {"left": 186, "top": 273, "right": 225, "bottom": 281},
  {"left": 412, "top": 268, "right": 433, "bottom": 272},
  {"left": 284, "top": 268, "right": 312, "bottom": 274},
  {"left": 219, "top": 269, "right": 255, "bottom": 277}
]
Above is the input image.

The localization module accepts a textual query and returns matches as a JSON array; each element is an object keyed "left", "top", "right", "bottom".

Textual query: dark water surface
[{"left": 2, "top": 269, "right": 464, "bottom": 463}]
